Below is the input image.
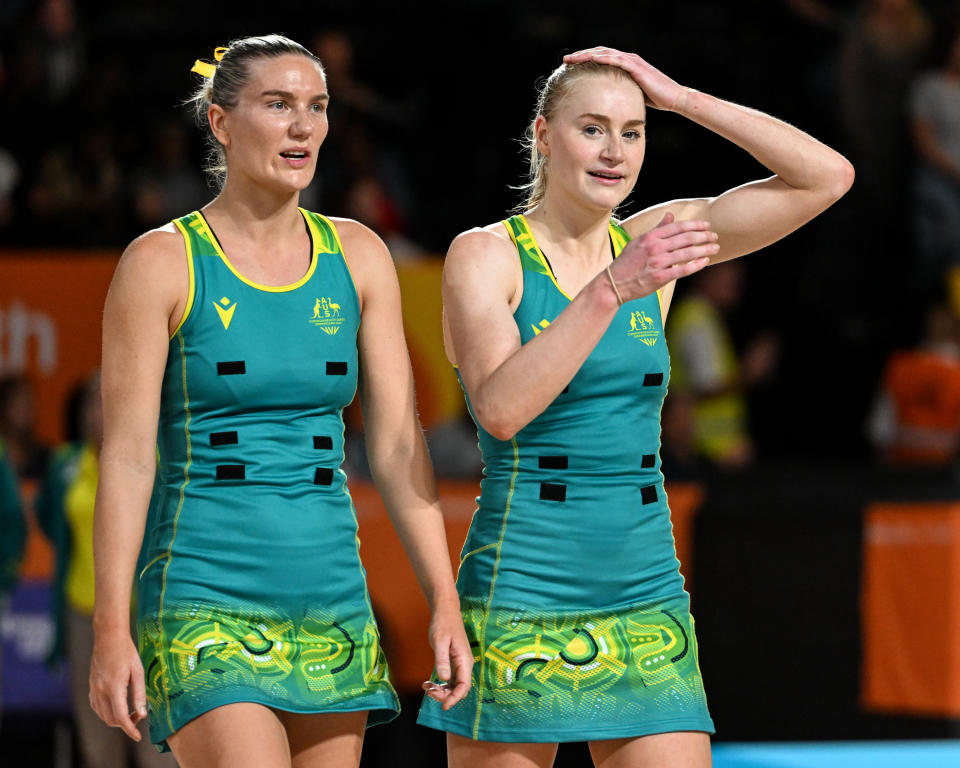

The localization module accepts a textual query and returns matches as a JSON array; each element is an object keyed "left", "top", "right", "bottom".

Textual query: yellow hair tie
[{"left": 191, "top": 46, "right": 228, "bottom": 79}]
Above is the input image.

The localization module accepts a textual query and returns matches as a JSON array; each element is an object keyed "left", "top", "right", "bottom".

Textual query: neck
[
  {"left": 205, "top": 176, "right": 304, "bottom": 242},
  {"left": 526, "top": 189, "right": 613, "bottom": 261}
]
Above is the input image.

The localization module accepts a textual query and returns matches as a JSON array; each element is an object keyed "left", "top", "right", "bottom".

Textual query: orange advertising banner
[
  {"left": 0, "top": 251, "right": 119, "bottom": 446},
  {"left": 861, "top": 502, "right": 960, "bottom": 717}
]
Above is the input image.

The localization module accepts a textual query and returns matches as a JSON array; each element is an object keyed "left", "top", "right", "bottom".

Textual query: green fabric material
[{"left": 0, "top": 440, "right": 25, "bottom": 596}]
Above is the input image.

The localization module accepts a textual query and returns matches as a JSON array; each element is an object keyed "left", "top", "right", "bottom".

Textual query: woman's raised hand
[
  {"left": 608, "top": 212, "right": 717, "bottom": 301},
  {"left": 564, "top": 47, "right": 688, "bottom": 112}
]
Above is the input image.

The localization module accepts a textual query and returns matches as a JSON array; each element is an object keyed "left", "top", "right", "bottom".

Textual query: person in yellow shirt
[
  {"left": 37, "top": 373, "right": 173, "bottom": 768},
  {"left": 667, "top": 261, "right": 778, "bottom": 469}
]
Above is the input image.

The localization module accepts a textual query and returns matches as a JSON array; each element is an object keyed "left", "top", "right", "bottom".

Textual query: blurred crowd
[
  {"left": 0, "top": 1, "right": 424, "bottom": 255},
  {"left": 6, "top": 0, "right": 960, "bottom": 761}
]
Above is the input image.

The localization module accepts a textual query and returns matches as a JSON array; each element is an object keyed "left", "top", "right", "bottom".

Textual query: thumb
[
  {"left": 656, "top": 211, "right": 675, "bottom": 228},
  {"left": 434, "top": 638, "right": 452, "bottom": 682},
  {"left": 130, "top": 663, "right": 148, "bottom": 721}
]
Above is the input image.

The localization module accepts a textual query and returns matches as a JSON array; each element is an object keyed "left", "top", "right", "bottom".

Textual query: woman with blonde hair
[{"left": 418, "top": 46, "right": 853, "bottom": 767}]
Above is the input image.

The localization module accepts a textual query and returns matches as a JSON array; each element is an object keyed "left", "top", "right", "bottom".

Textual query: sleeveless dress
[
  {"left": 137, "top": 210, "right": 399, "bottom": 750},
  {"left": 417, "top": 215, "right": 714, "bottom": 742}
]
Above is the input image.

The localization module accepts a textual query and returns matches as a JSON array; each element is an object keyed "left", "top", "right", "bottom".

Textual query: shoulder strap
[{"left": 501, "top": 215, "right": 551, "bottom": 278}]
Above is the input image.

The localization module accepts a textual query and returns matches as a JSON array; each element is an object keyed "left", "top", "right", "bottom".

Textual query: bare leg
[
  {"left": 167, "top": 703, "right": 290, "bottom": 768},
  {"left": 278, "top": 710, "right": 367, "bottom": 768},
  {"left": 447, "top": 732, "right": 558, "bottom": 768},
  {"left": 589, "top": 731, "right": 711, "bottom": 768}
]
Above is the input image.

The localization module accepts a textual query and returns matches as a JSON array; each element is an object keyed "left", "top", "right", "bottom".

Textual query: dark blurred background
[{"left": 4, "top": 0, "right": 960, "bottom": 766}]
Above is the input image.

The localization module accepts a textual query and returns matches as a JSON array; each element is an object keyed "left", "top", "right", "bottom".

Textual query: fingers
[
  {"left": 89, "top": 638, "right": 146, "bottom": 742},
  {"left": 667, "top": 254, "right": 712, "bottom": 279},
  {"left": 424, "top": 635, "right": 474, "bottom": 710},
  {"left": 656, "top": 211, "right": 675, "bottom": 229},
  {"left": 105, "top": 684, "right": 142, "bottom": 741},
  {"left": 661, "top": 229, "right": 719, "bottom": 252},
  {"left": 564, "top": 46, "right": 628, "bottom": 63},
  {"left": 129, "top": 665, "right": 148, "bottom": 725},
  {"left": 445, "top": 639, "right": 474, "bottom": 709},
  {"left": 433, "top": 637, "right": 452, "bottom": 685}
]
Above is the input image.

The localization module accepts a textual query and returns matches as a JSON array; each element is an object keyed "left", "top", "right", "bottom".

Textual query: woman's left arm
[
  {"left": 337, "top": 219, "right": 471, "bottom": 710},
  {"left": 566, "top": 47, "right": 855, "bottom": 262}
]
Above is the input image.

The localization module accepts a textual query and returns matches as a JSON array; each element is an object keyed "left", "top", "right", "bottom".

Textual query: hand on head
[{"left": 563, "top": 47, "right": 688, "bottom": 112}]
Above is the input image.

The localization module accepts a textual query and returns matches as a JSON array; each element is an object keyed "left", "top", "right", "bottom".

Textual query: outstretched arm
[
  {"left": 339, "top": 220, "right": 471, "bottom": 709},
  {"left": 564, "top": 47, "right": 854, "bottom": 264}
]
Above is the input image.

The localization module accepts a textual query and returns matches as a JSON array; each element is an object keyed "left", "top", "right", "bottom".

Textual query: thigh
[
  {"left": 167, "top": 702, "right": 290, "bottom": 768},
  {"left": 276, "top": 710, "right": 367, "bottom": 768},
  {"left": 589, "top": 731, "right": 711, "bottom": 768},
  {"left": 447, "top": 732, "right": 558, "bottom": 768}
]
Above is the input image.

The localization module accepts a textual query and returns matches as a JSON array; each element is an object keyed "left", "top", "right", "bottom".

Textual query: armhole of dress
[
  {"left": 501, "top": 218, "right": 527, "bottom": 318},
  {"left": 312, "top": 212, "right": 362, "bottom": 317},
  {"left": 170, "top": 217, "right": 197, "bottom": 339}
]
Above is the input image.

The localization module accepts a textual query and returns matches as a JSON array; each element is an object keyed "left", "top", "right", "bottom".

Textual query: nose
[
  {"left": 289, "top": 108, "right": 313, "bottom": 139},
  {"left": 600, "top": 135, "right": 624, "bottom": 163}
]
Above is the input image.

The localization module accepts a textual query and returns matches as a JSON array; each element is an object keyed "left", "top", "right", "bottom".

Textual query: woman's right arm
[
  {"left": 90, "top": 227, "right": 186, "bottom": 741},
  {"left": 444, "top": 218, "right": 713, "bottom": 440}
]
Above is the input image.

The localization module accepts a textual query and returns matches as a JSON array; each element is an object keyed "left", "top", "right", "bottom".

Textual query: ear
[
  {"left": 534, "top": 115, "right": 549, "bottom": 158},
  {"left": 208, "top": 104, "right": 230, "bottom": 150}
]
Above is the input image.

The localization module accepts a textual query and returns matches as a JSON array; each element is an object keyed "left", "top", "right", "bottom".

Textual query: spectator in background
[
  {"left": 0, "top": 374, "right": 49, "bottom": 482},
  {"left": 343, "top": 175, "right": 427, "bottom": 263},
  {"left": 302, "top": 29, "right": 418, "bottom": 220},
  {"left": 667, "top": 262, "right": 778, "bottom": 470},
  {"left": 868, "top": 303, "right": 960, "bottom": 464},
  {"left": 840, "top": 0, "right": 930, "bottom": 207},
  {"left": 911, "top": 27, "right": 960, "bottom": 308},
  {"left": 0, "top": 146, "right": 19, "bottom": 231},
  {"left": 0, "top": 435, "right": 26, "bottom": 728},
  {"left": 32, "top": 0, "right": 85, "bottom": 105},
  {"left": 131, "top": 119, "right": 208, "bottom": 231},
  {"left": 659, "top": 390, "right": 702, "bottom": 482},
  {"left": 36, "top": 373, "right": 174, "bottom": 768}
]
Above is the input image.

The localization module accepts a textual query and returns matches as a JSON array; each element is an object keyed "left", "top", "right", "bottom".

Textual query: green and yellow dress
[
  {"left": 137, "top": 210, "right": 398, "bottom": 750},
  {"left": 418, "top": 215, "right": 714, "bottom": 742}
]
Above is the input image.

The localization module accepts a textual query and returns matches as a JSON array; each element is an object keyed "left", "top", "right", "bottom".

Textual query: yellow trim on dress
[
  {"left": 458, "top": 541, "right": 497, "bottom": 568},
  {"left": 157, "top": 330, "right": 193, "bottom": 732},
  {"left": 171, "top": 218, "right": 197, "bottom": 339},
  {"left": 516, "top": 215, "right": 573, "bottom": 301},
  {"left": 473, "top": 437, "right": 520, "bottom": 740},
  {"left": 194, "top": 210, "right": 319, "bottom": 293},
  {"left": 308, "top": 211, "right": 363, "bottom": 315},
  {"left": 513, "top": 215, "right": 632, "bottom": 303}
]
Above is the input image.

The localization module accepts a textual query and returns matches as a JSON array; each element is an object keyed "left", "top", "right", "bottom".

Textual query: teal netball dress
[
  {"left": 137, "top": 210, "right": 399, "bottom": 750},
  {"left": 417, "top": 215, "right": 714, "bottom": 742}
]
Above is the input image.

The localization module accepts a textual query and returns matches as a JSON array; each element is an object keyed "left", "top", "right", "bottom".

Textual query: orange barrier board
[{"left": 861, "top": 502, "right": 960, "bottom": 717}]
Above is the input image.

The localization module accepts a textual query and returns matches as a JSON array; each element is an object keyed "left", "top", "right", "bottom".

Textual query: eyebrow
[
  {"left": 261, "top": 89, "right": 330, "bottom": 102},
  {"left": 578, "top": 113, "right": 645, "bottom": 126}
]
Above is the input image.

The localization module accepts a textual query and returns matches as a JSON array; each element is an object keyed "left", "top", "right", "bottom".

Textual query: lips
[
  {"left": 279, "top": 148, "right": 311, "bottom": 169},
  {"left": 588, "top": 170, "right": 623, "bottom": 180}
]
